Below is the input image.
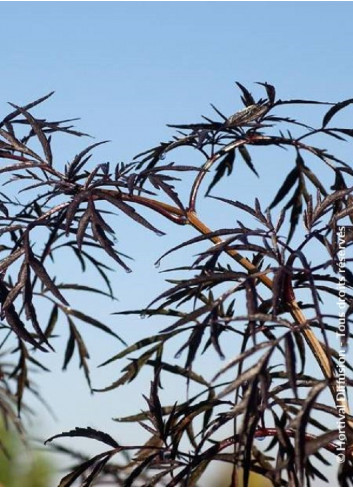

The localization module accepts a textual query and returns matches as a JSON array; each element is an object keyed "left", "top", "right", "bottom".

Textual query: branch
[{"left": 185, "top": 210, "right": 353, "bottom": 434}]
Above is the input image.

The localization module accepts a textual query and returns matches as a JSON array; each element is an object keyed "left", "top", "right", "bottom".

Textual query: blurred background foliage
[
  {"left": 208, "top": 464, "right": 272, "bottom": 487},
  {"left": 0, "top": 421, "right": 54, "bottom": 486}
]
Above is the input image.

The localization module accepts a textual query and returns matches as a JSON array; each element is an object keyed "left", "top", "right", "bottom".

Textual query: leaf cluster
[{"left": 0, "top": 84, "right": 352, "bottom": 486}]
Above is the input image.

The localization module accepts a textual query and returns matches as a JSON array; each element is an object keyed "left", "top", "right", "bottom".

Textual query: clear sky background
[{"left": 1, "top": 2, "right": 353, "bottom": 485}]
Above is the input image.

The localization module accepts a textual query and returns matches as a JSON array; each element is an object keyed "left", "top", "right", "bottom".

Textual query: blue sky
[{"left": 2, "top": 2, "right": 353, "bottom": 483}]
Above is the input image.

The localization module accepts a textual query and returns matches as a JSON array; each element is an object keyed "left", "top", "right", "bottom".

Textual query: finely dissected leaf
[
  {"left": 206, "top": 149, "right": 235, "bottom": 194},
  {"left": 63, "top": 308, "right": 126, "bottom": 344},
  {"left": 58, "top": 283, "right": 117, "bottom": 300},
  {"left": 62, "top": 321, "right": 76, "bottom": 370},
  {"left": 76, "top": 248, "right": 114, "bottom": 296},
  {"left": 286, "top": 183, "right": 303, "bottom": 242},
  {"left": 0, "top": 280, "right": 47, "bottom": 351},
  {"left": 0, "top": 127, "right": 30, "bottom": 154},
  {"left": 2, "top": 92, "right": 55, "bottom": 126},
  {"left": 81, "top": 453, "right": 114, "bottom": 487},
  {"left": 99, "top": 331, "right": 178, "bottom": 367},
  {"left": 57, "top": 452, "right": 113, "bottom": 487},
  {"left": 99, "top": 191, "right": 165, "bottom": 235},
  {"left": 257, "top": 81, "right": 276, "bottom": 104},
  {"left": 332, "top": 203, "right": 353, "bottom": 222},
  {"left": 115, "top": 307, "right": 183, "bottom": 318},
  {"left": 236, "top": 82, "right": 256, "bottom": 106},
  {"left": 69, "top": 319, "right": 91, "bottom": 388},
  {"left": 67, "top": 141, "right": 109, "bottom": 178},
  {"left": 322, "top": 98, "right": 353, "bottom": 127},
  {"left": 209, "top": 195, "right": 258, "bottom": 219},
  {"left": 210, "top": 103, "right": 228, "bottom": 121},
  {"left": 161, "top": 303, "right": 216, "bottom": 332},
  {"left": 295, "top": 382, "right": 327, "bottom": 485},
  {"left": 149, "top": 271, "right": 243, "bottom": 307},
  {"left": 29, "top": 255, "right": 69, "bottom": 304},
  {"left": 46, "top": 426, "right": 119, "bottom": 448},
  {"left": 167, "top": 121, "right": 220, "bottom": 132},
  {"left": 293, "top": 330, "right": 306, "bottom": 375},
  {"left": 115, "top": 387, "right": 214, "bottom": 424},
  {"left": 275, "top": 98, "right": 333, "bottom": 107},
  {"left": 94, "top": 345, "right": 161, "bottom": 392},
  {"left": 134, "top": 142, "right": 169, "bottom": 169},
  {"left": 242, "top": 396, "right": 260, "bottom": 487},
  {"left": 217, "top": 348, "right": 273, "bottom": 400},
  {"left": 2, "top": 265, "right": 26, "bottom": 310},
  {"left": 304, "top": 430, "right": 338, "bottom": 457},
  {"left": 9, "top": 102, "right": 53, "bottom": 165},
  {"left": 301, "top": 165, "right": 327, "bottom": 196},
  {"left": 76, "top": 208, "right": 91, "bottom": 249},
  {"left": 270, "top": 167, "right": 298, "bottom": 208},
  {"left": 155, "top": 227, "right": 245, "bottom": 266},
  {"left": 88, "top": 200, "right": 114, "bottom": 233},
  {"left": 238, "top": 145, "right": 259, "bottom": 176},
  {"left": 333, "top": 127, "right": 353, "bottom": 139},
  {"left": 65, "top": 193, "right": 87, "bottom": 235},
  {"left": 188, "top": 459, "right": 211, "bottom": 486},
  {"left": 123, "top": 453, "right": 158, "bottom": 487},
  {"left": 314, "top": 186, "right": 353, "bottom": 220},
  {"left": 146, "top": 359, "right": 210, "bottom": 387},
  {"left": 212, "top": 341, "right": 273, "bottom": 381},
  {"left": 2, "top": 83, "right": 353, "bottom": 487},
  {"left": 14, "top": 345, "right": 28, "bottom": 414},
  {"left": 285, "top": 332, "right": 298, "bottom": 398},
  {"left": 0, "top": 161, "right": 44, "bottom": 175},
  {"left": 138, "top": 163, "right": 196, "bottom": 176},
  {"left": 0, "top": 247, "right": 25, "bottom": 273},
  {"left": 148, "top": 173, "right": 185, "bottom": 210},
  {"left": 91, "top": 219, "right": 132, "bottom": 272}
]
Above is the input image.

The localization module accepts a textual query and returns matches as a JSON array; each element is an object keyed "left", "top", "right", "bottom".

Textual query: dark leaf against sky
[{"left": 0, "top": 83, "right": 352, "bottom": 486}]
